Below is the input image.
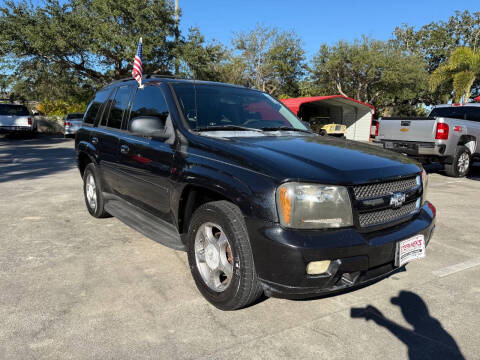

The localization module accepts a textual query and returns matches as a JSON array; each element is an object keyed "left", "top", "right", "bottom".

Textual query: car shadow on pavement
[
  {"left": 0, "top": 135, "right": 76, "bottom": 183},
  {"left": 351, "top": 290, "right": 465, "bottom": 360},
  {"left": 422, "top": 162, "right": 443, "bottom": 174},
  {"left": 467, "top": 163, "right": 480, "bottom": 180}
]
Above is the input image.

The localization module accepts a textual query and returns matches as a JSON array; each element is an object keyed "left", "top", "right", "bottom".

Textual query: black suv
[{"left": 76, "top": 76, "right": 436, "bottom": 310}]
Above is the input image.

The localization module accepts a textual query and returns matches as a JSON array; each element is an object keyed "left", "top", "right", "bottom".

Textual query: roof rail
[
  {"left": 144, "top": 74, "right": 177, "bottom": 79},
  {"left": 109, "top": 74, "right": 185, "bottom": 85}
]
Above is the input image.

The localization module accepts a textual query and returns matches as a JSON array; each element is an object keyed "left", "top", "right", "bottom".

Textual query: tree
[
  {"left": 177, "top": 27, "right": 229, "bottom": 81},
  {"left": 393, "top": 11, "right": 480, "bottom": 72},
  {"left": 430, "top": 47, "right": 480, "bottom": 102},
  {"left": 310, "top": 37, "right": 429, "bottom": 115},
  {"left": 393, "top": 10, "right": 480, "bottom": 103},
  {"left": 0, "top": 0, "right": 178, "bottom": 89},
  {"left": 232, "top": 24, "right": 306, "bottom": 97}
]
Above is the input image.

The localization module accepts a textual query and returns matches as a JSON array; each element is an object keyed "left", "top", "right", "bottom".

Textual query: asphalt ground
[{"left": 0, "top": 135, "right": 479, "bottom": 359}]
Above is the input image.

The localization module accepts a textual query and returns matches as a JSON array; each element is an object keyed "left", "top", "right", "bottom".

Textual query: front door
[{"left": 116, "top": 84, "right": 175, "bottom": 222}]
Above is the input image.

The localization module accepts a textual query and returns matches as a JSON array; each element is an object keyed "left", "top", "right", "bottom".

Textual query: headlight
[
  {"left": 421, "top": 168, "right": 428, "bottom": 203},
  {"left": 276, "top": 183, "right": 353, "bottom": 229}
]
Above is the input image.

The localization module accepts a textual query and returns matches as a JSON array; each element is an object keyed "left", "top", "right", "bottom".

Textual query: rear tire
[
  {"left": 187, "top": 201, "right": 263, "bottom": 310},
  {"left": 320, "top": 130, "right": 327, "bottom": 136},
  {"left": 83, "top": 163, "right": 110, "bottom": 218},
  {"left": 444, "top": 146, "right": 471, "bottom": 177}
]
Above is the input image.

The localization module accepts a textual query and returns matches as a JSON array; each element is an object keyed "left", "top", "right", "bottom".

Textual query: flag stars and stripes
[{"left": 132, "top": 37, "right": 143, "bottom": 86}]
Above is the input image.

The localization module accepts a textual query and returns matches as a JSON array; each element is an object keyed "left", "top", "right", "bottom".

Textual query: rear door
[
  {"left": 378, "top": 118, "right": 438, "bottom": 143},
  {"left": 116, "top": 84, "right": 175, "bottom": 222},
  {"left": 93, "top": 85, "right": 134, "bottom": 193}
]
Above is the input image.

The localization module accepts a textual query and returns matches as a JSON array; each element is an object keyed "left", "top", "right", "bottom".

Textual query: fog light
[{"left": 306, "top": 260, "right": 331, "bottom": 275}]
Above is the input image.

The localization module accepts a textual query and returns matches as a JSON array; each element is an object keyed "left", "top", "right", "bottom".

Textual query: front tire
[
  {"left": 83, "top": 163, "right": 110, "bottom": 218},
  {"left": 187, "top": 201, "right": 263, "bottom": 310},
  {"left": 444, "top": 145, "right": 471, "bottom": 177}
]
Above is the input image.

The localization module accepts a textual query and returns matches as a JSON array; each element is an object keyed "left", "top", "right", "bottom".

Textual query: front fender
[{"left": 173, "top": 152, "right": 278, "bottom": 224}]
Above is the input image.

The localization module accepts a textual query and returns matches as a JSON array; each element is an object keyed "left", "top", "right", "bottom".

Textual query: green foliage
[
  {"left": 178, "top": 27, "right": 229, "bottom": 81},
  {"left": 1, "top": 2, "right": 479, "bottom": 117},
  {"left": 430, "top": 47, "right": 480, "bottom": 102},
  {"left": 0, "top": 0, "right": 177, "bottom": 85},
  {"left": 37, "top": 99, "right": 87, "bottom": 116},
  {"left": 393, "top": 10, "right": 480, "bottom": 103},
  {"left": 231, "top": 24, "right": 306, "bottom": 97},
  {"left": 310, "top": 37, "right": 429, "bottom": 115}
]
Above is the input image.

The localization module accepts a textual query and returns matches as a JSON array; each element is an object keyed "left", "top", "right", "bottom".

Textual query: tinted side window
[
  {"left": 464, "top": 107, "right": 480, "bottom": 122},
  {"left": 129, "top": 85, "right": 169, "bottom": 127},
  {"left": 105, "top": 86, "right": 131, "bottom": 129},
  {"left": 84, "top": 88, "right": 110, "bottom": 124}
]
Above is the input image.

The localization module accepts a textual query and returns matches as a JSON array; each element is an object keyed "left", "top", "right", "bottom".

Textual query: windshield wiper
[
  {"left": 195, "top": 125, "right": 263, "bottom": 132},
  {"left": 260, "top": 126, "right": 312, "bottom": 134}
]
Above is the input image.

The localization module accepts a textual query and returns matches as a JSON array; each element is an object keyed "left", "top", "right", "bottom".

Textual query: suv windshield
[
  {"left": 172, "top": 83, "right": 308, "bottom": 133},
  {"left": 0, "top": 104, "right": 29, "bottom": 116}
]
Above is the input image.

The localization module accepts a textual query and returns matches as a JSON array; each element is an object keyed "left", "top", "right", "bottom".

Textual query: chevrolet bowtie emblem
[{"left": 390, "top": 192, "right": 406, "bottom": 208}]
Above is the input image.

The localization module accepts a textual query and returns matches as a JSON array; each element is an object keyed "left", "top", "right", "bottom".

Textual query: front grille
[
  {"left": 353, "top": 176, "right": 418, "bottom": 200},
  {"left": 358, "top": 201, "right": 417, "bottom": 227},
  {"left": 359, "top": 201, "right": 417, "bottom": 227},
  {"left": 353, "top": 176, "right": 421, "bottom": 228}
]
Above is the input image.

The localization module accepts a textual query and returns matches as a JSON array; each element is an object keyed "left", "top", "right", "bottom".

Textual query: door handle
[
  {"left": 91, "top": 136, "right": 99, "bottom": 145},
  {"left": 120, "top": 145, "right": 130, "bottom": 154}
]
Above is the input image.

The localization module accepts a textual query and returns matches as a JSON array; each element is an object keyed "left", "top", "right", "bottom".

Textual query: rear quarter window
[{"left": 464, "top": 107, "right": 480, "bottom": 122}]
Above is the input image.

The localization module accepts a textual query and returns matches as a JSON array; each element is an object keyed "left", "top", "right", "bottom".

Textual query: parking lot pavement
[{"left": 0, "top": 135, "right": 479, "bottom": 359}]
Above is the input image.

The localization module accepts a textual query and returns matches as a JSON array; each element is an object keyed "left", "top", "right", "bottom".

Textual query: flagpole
[{"left": 138, "top": 37, "right": 144, "bottom": 89}]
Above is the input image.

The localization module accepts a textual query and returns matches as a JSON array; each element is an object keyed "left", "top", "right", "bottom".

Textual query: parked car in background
[
  {"left": 309, "top": 117, "right": 346, "bottom": 137},
  {"left": 0, "top": 104, "right": 37, "bottom": 137},
  {"left": 377, "top": 103, "right": 480, "bottom": 177},
  {"left": 76, "top": 76, "right": 435, "bottom": 310},
  {"left": 64, "top": 113, "right": 84, "bottom": 138}
]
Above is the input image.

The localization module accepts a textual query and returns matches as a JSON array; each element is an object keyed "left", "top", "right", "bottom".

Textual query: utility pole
[{"left": 174, "top": 0, "right": 179, "bottom": 75}]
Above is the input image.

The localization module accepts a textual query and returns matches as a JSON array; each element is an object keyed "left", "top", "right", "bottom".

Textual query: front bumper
[
  {"left": 247, "top": 202, "right": 435, "bottom": 298},
  {"left": 0, "top": 126, "right": 33, "bottom": 134}
]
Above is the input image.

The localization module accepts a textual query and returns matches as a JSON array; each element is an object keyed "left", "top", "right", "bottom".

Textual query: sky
[{"left": 178, "top": 0, "right": 480, "bottom": 57}]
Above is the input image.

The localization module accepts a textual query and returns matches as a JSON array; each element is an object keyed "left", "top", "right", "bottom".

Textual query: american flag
[{"left": 132, "top": 37, "right": 143, "bottom": 86}]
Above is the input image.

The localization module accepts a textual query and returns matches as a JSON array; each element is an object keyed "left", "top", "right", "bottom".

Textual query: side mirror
[{"left": 129, "top": 116, "right": 169, "bottom": 139}]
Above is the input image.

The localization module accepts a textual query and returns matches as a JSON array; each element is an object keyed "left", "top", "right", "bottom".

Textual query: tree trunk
[{"left": 335, "top": 81, "right": 347, "bottom": 97}]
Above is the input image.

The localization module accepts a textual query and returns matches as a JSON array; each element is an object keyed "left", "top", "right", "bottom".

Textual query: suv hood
[{"left": 196, "top": 134, "right": 421, "bottom": 185}]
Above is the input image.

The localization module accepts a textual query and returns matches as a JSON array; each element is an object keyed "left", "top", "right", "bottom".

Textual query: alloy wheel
[
  {"left": 86, "top": 174, "right": 97, "bottom": 211},
  {"left": 457, "top": 152, "right": 470, "bottom": 174},
  {"left": 194, "top": 222, "right": 234, "bottom": 292}
]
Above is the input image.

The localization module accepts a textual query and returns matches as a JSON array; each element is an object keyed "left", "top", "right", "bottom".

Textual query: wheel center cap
[{"left": 205, "top": 244, "right": 220, "bottom": 269}]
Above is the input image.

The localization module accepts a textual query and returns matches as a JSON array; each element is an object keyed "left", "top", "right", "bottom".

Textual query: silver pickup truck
[{"left": 377, "top": 103, "right": 480, "bottom": 177}]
